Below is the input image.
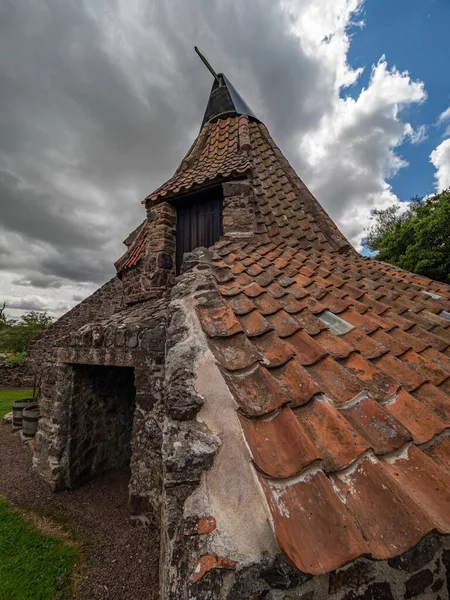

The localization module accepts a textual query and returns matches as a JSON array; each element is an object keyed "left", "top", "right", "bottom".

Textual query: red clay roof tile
[
  {"left": 259, "top": 470, "right": 368, "bottom": 574},
  {"left": 239, "top": 407, "right": 320, "bottom": 478},
  {"left": 285, "top": 330, "right": 327, "bottom": 366},
  {"left": 340, "top": 397, "right": 411, "bottom": 454},
  {"left": 208, "top": 333, "right": 260, "bottom": 372},
  {"left": 331, "top": 455, "right": 434, "bottom": 559},
  {"left": 412, "top": 383, "right": 450, "bottom": 424},
  {"left": 374, "top": 352, "right": 425, "bottom": 392},
  {"left": 313, "top": 329, "right": 354, "bottom": 359},
  {"left": 266, "top": 310, "right": 302, "bottom": 338},
  {"left": 226, "top": 293, "right": 255, "bottom": 315},
  {"left": 251, "top": 292, "right": 282, "bottom": 315},
  {"left": 221, "top": 363, "right": 291, "bottom": 416},
  {"left": 399, "top": 349, "right": 450, "bottom": 385},
  {"left": 384, "top": 389, "right": 447, "bottom": 445},
  {"left": 296, "top": 399, "right": 369, "bottom": 470},
  {"left": 239, "top": 309, "right": 273, "bottom": 337},
  {"left": 382, "top": 445, "right": 450, "bottom": 532},
  {"left": 196, "top": 304, "right": 243, "bottom": 338},
  {"left": 423, "top": 435, "right": 450, "bottom": 475},
  {"left": 252, "top": 331, "right": 294, "bottom": 368},
  {"left": 272, "top": 358, "right": 321, "bottom": 406},
  {"left": 306, "top": 356, "right": 365, "bottom": 404}
]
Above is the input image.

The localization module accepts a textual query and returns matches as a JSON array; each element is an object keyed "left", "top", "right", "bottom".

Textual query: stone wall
[
  {"left": 254, "top": 534, "right": 450, "bottom": 599},
  {"left": 29, "top": 277, "right": 123, "bottom": 364},
  {"left": 222, "top": 180, "right": 256, "bottom": 237},
  {"left": 121, "top": 202, "right": 176, "bottom": 305},
  {"left": 0, "top": 360, "right": 33, "bottom": 388}
]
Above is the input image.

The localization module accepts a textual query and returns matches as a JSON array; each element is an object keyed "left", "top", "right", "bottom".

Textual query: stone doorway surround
[{"left": 32, "top": 295, "right": 167, "bottom": 528}]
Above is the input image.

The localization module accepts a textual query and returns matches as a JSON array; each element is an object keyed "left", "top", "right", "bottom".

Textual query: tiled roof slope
[
  {"left": 145, "top": 116, "right": 250, "bottom": 202},
  {"left": 147, "top": 116, "right": 349, "bottom": 253},
  {"left": 115, "top": 221, "right": 149, "bottom": 271},
  {"left": 197, "top": 237, "right": 450, "bottom": 575},
  {"left": 117, "top": 115, "right": 350, "bottom": 273}
]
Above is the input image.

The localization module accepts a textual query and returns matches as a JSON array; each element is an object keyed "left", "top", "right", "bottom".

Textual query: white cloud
[
  {"left": 295, "top": 54, "right": 426, "bottom": 248},
  {"left": 429, "top": 104, "right": 450, "bottom": 192},
  {"left": 430, "top": 138, "right": 450, "bottom": 192},
  {"left": 437, "top": 105, "right": 450, "bottom": 136}
]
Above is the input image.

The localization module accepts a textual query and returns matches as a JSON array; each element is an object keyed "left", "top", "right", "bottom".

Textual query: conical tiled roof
[{"left": 117, "top": 111, "right": 350, "bottom": 272}]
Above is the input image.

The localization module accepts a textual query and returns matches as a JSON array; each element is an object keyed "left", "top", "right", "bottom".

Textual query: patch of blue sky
[{"left": 344, "top": 0, "right": 450, "bottom": 201}]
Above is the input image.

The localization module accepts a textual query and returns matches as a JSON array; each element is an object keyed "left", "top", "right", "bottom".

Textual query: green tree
[
  {"left": 365, "top": 189, "right": 450, "bottom": 284},
  {"left": 0, "top": 310, "right": 53, "bottom": 354}
]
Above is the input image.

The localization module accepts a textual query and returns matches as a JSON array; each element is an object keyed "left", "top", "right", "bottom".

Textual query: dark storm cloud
[
  {"left": 11, "top": 274, "right": 63, "bottom": 289},
  {"left": 1, "top": 0, "right": 326, "bottom": 291},
  {"left": 6, "top": 297, "right": 49, "bottom": 311}
]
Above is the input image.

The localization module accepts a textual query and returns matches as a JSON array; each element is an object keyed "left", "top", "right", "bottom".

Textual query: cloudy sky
[{"left": 1, "top": 0, "right": 450, "bottom": 319}]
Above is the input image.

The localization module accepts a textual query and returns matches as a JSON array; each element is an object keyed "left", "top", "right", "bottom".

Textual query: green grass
[
  {"left": 0, "top": 390, "right": 33, "bottom": 418},
  {"left": 0, "top": 500, "right": 77, "bottom": 600}
]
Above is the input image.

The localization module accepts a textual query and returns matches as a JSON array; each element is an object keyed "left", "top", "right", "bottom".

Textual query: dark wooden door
[{"left": 176, "top": 192, "right": 223, "bottom": 274}]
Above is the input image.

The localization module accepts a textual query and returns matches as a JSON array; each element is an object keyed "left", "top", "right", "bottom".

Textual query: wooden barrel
[
  {"left": 12, "top": 399, "right": 35, "bottom": 428},
  {"left": 22, "top": 404, "right": 40, "bottom": 438}
]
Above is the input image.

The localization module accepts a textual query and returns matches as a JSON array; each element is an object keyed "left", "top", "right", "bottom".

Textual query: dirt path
[{"left": 0, "top": 424, "right": 159, "bottom": 600}]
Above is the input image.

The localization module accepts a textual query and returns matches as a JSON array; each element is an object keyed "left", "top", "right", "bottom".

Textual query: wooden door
[{"left": 176, "top": 191, "right": 223, "bottom": 274}]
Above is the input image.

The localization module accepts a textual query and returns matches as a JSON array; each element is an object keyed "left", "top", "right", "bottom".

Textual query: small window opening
[{"left": 174, "top": 185, "right": 223, "bottom": 274}]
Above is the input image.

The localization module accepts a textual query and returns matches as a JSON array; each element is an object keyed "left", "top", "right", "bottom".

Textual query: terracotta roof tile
[
  {"left": 412, "top": 383, "right": 450, "bottom": 424},
  {"left": 384, "top": 389, "right": 447, "bottom": 445},
  {"left": 251, "top": 292, "right": 282, "bottom": 315},
  {"left": 306, "top": 356, "right": 365, "bottom": 403},
  {"left": 399, "top": 349, "right": 450, "bottom": 385},
  {"left": 252, "top": 331, "right": 294, "bottom": 368},
  {"left": 296, "top": 399, "right": 369, "bottom": 470},
  {"left": 266, "top": 310, "right": 302, "bottom": 338},
  {"left": 313, "top": 329, "right": 354, "bottom": 359},
  {"left": 226, "top": 293, "right": 255, "bottom": 315},
  {"left": 272, "top": 358, "right": 321, "bottom": 406},
  {"left": 208, "top": 333, "right": 260, "bottom": 371},
  {"left": 285, "top": 330, "right": 327, "bottom": 366},
  {"left": 331, "top": 455, "right": 434, "bottom": 559},
  {"left": 196, "top": 304, "right": 243, "bottom": 338},
  {"left": 221, "top": 363, "right": 291, "bottom": 416},
  {"left": 423, "top": 435, "right": 450, "bottom": 475},
  {"left": 382, "top": 445, "right": 450, "bottom": 532},
  {"left": 238, "top": 309, "right": 273, "bottom": 337},
  {"left": 239, "top": 406, "right": 320, "bottom": 478},
  {"left": 259, "top": 469, "right": 368, "bottom": 574},
  {"left": 340, "top": 396, "right": 411, "bottom": 454}
]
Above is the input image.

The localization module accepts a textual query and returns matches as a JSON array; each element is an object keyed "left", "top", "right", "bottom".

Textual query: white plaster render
[{"left": 179, "top": 297, "right": 278, "bottom": 565}]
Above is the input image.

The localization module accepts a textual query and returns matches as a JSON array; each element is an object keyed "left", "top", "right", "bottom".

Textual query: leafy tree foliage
[
  {"left": 365, "top": 189, "right": 450, "bottom": 284},
  {"left": 0, "top": 307, "right": 52, "bottom": 355}
]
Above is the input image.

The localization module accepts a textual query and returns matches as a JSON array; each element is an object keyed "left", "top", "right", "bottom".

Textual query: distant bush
[
  {"left": 5, "top": 351, "right": 27, "bottom": 364},
  {"left": 0, "top": 306, "right": 53, "bottom": 354},
  {"left": 365, "top": 189, "right": 450, "bottom": 284}
]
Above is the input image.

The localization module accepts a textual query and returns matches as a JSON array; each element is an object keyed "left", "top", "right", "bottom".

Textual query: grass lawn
[
  {"left": 0, "top": 390, "right": 33, "bottom": 418},
  {"left": 0, "top": 499, "right": 77, "bottom": 600}
]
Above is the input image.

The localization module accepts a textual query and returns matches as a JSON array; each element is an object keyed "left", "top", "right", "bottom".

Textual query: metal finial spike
[{"left": 195, "top": 46, "right": 220, "bottom": 83}]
